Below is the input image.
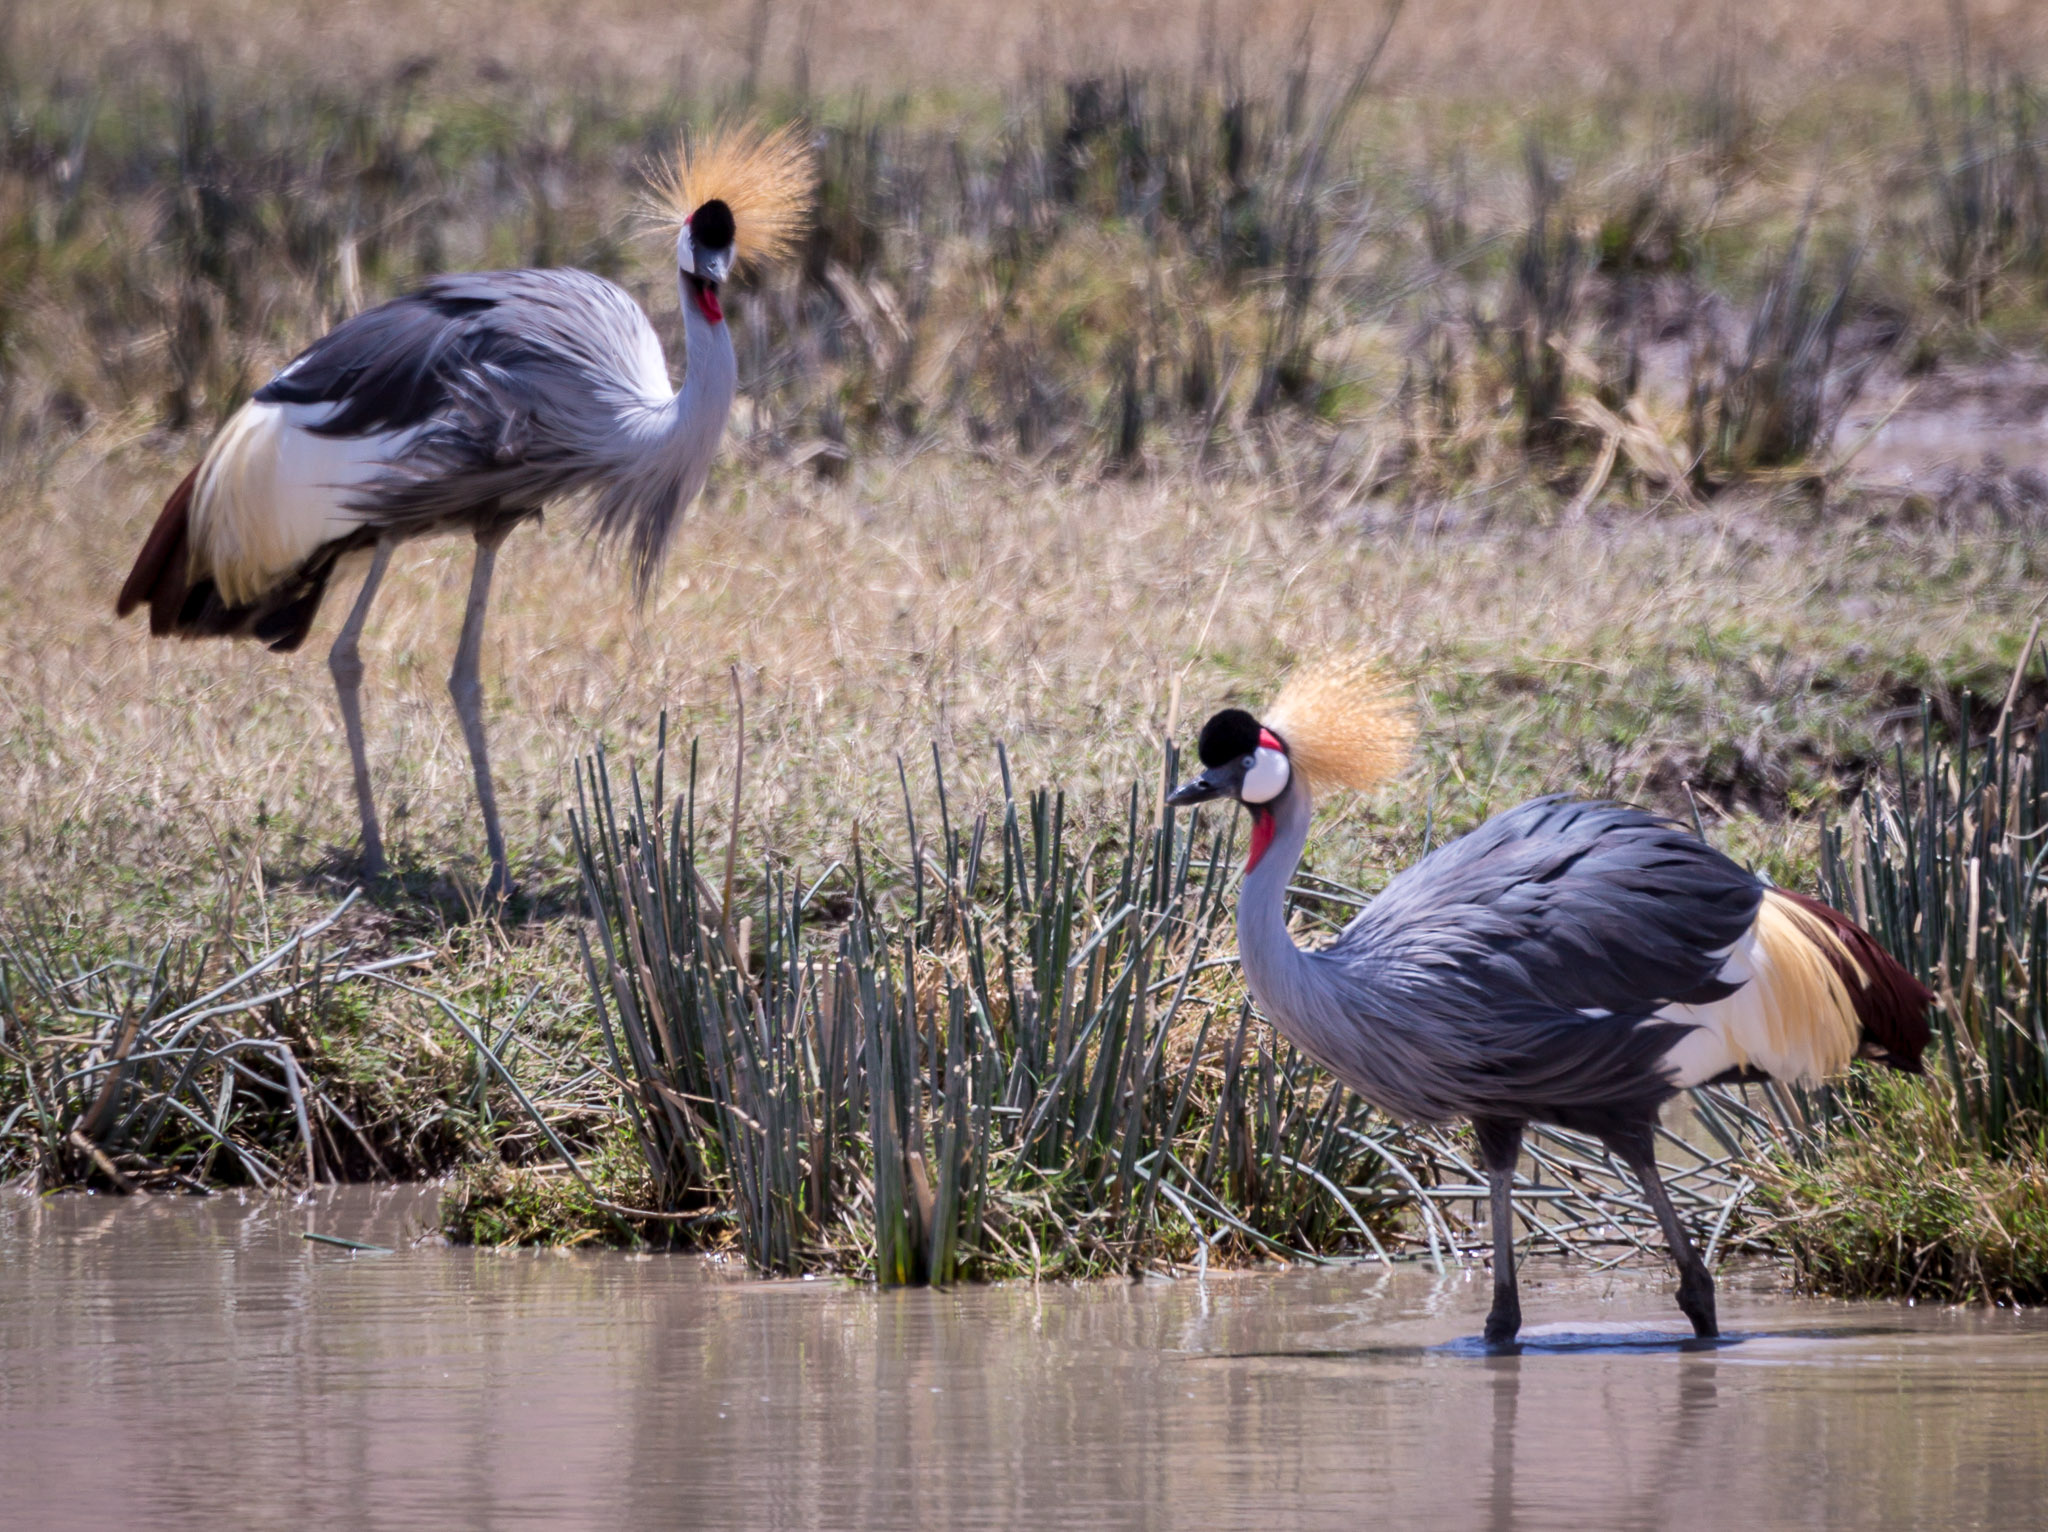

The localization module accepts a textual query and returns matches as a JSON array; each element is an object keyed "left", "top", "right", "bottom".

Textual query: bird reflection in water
[{"left": 1482, "top": 1344, "right": 1723, "bottom": 1532}]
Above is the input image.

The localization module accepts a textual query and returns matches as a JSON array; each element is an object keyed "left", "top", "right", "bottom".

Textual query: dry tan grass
[
  {"left": 18, "top": 0, "right": 2048, "bottom": 102},
  {"left": 5, "top": 415, "right": 2035, "bottom": 930}
]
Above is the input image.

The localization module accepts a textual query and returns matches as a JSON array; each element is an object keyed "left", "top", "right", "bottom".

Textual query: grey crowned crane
[
  {"left": 1166, "top": 658, "right": 1932, "bottom": 1346},
  {"left": 115, "top": 122, "right": 814, "bottom": 898}
]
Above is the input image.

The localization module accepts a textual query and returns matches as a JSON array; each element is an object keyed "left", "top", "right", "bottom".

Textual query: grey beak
[{"left": 1166, "top": 769, "right": 1228, "bottom": 807}]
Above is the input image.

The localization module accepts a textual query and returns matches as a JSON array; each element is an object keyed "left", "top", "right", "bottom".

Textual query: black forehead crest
[
  {"left": 1197, "top": 708, "right": 1263, "bottom": 768},
  {"left": 690, "top": 199, "right": 736, "bottom": 251}
]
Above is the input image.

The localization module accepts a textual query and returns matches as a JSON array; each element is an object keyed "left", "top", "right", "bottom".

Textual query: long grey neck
[
  {"left": 1235, "top": 778, "right": 1318, "bottom": 1031},
  {"left": 1229, "top": 777, "right": 1501, "bottom": 1128},
  {"left": 597, "top": 290, "right": 739, "bottom": 590},
  {"left": 667, "top": 295, "right": 739, "bottom": 497}
]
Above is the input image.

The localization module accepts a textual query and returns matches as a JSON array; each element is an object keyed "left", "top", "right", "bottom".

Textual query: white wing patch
[
  {"left": 187, "top": 400, "right": 412, "bottom": 604},
  {"left": 620, "top": 311, "right": 673, "bottom": 405}
]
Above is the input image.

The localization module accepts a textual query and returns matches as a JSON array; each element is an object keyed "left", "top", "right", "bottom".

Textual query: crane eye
[{"left": 1241, "top": 746, "right": 1291, "bottom": 804}]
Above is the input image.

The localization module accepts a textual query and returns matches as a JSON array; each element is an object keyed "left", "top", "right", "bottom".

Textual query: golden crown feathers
[
  {"left": 645, "top": 119, "right": 816, "bottom": 271},
  {"left": 1264, "top": 653, "right": 1416, "bottom": 793}
]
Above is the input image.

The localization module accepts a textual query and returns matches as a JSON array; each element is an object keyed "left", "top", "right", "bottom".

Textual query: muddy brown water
[
  {"left": 3, "top": 1186, "right": 2044, "bottom": 1530},
  {"left": 1840, "top": 360, "right": 2048, "bottom": 489}
]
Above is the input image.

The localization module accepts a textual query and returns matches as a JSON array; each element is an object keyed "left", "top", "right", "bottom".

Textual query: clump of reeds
[
  {"left": 1914, "top": 57, "right": 2048, "bottom": 323},
  {"left": 552, "top": 717, "right": 1787, "bottom": 1281},
  {"left": 567, "top": 723, "right": 1413, "bottom": 1280},
  {"left": 1497, "top": 139, "right": 1588, "bottom": 455},
  {"left": 1688, "top": 226, "right": 1863, "bottom": 483},
  {"left": 0, "top": 894, "right": 438, "bottom": 1190},
  {"left": 1816, "top": 693, "right": 2048, "bottom": 1150},
  {"left": 1750, "top": 681, "right": 2048, "bottom": 1303}
]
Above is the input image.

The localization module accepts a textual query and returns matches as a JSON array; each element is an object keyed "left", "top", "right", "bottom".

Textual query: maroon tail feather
[
  {"left": 114, "top": 461, "right": 358, "bottom": 652},
  {"left": 1774, "top": 888, "right": 1934, "bottom": 1072},
  {"left": 117, "top": 464, "right": 200, "bottom": 632}
]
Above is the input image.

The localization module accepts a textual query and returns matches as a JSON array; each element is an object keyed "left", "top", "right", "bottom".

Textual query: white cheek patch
[{"left": 1240, "top": 747, "right": 1291, "bottom": 804}]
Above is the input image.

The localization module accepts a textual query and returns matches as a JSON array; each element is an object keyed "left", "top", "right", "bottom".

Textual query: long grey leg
[
  {"left": 449, "top": 524, "right": 514, "bottom": 899},
  {"left": 1614, "top": 1126, "right": 1718, "bottom": 1339},
  {"left": 1473, "top": 1116, "right": 1525, "bottom": 1347},
  {"left": 328, "top": 537, "right": 396, "bottom": 878}
]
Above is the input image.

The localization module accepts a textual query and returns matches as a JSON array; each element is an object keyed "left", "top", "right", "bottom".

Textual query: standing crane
[
  {"left": 115, "top": 122, "right": 814, "bottom": 898},
  {"left": 1166, "top": 658, "right": 1932, "bottom": 1345}
]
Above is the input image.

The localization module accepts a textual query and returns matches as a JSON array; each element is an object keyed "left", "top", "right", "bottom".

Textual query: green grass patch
[
  {"left": 442, "top": 1148, "right": 674, "bottom": 1248},
  {"left": 1757, "top": 1072, "right": 2048, "bottom": 1305}
]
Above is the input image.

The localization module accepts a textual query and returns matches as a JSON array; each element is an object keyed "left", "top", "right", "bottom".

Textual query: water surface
[{"left": 3, "top": 1186, "right": 2043, "bottom": 1530}]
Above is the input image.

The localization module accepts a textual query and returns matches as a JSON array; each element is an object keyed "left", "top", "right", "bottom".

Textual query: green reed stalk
[{"left": 1818, "top": 699, "right": 2048, "bottom": 1151}]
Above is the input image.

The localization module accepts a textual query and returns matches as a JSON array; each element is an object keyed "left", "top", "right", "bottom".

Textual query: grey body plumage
[
  {"left": 1275, "top": 795, "right": 1762, "bottom": 1132},
  {"left": 259, "top": 266, "right": 736, "bottom": 591},
  {"left": 1179, "top": 758, "right": 1747, "bottom": 1344}
]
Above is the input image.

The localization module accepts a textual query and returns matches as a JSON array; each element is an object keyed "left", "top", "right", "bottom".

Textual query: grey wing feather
[
  {"left": 257, "top": 269, "right": 671, "bottom": 526},
  {"left": 1337, "top": 796, "right": 1760, "bottom": 1016},
  {"left": 1305, "top": 798, "right": 1762, "bottom": 1126}
]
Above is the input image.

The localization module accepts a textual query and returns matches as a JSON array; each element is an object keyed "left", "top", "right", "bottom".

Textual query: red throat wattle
[
  {"left": 694, "top": 281, "right": 724, "bottom": 325},
  {"left": 1246, "top": 807, "right": 1277, "bottom": 872},
  {"left": 1244, "top": 724, "right": 1287, "bottom": 871}
]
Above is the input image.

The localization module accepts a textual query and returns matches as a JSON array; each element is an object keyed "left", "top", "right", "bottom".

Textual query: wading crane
[{"left": 1166, "top": 658, "right": 1931, "bottom": 1345}]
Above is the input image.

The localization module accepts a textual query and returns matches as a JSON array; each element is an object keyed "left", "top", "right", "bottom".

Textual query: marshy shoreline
[{"left": 3, "top": 0, "right": 2047, "bottom": 1301}]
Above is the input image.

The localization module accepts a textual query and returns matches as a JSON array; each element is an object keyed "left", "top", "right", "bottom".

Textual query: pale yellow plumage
[
  {"left": 646, "top": 119, "right": 815, "bottom": 271},
  {"left": 1264, "top": 653, "right": 1415, "bottom": 794},
  {"left": 1661, "top": 893, "right": 1871, "bottom": 1086},
  {"left": 1749, "top": 890, "right": 1867, "bottom": 1073}
]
